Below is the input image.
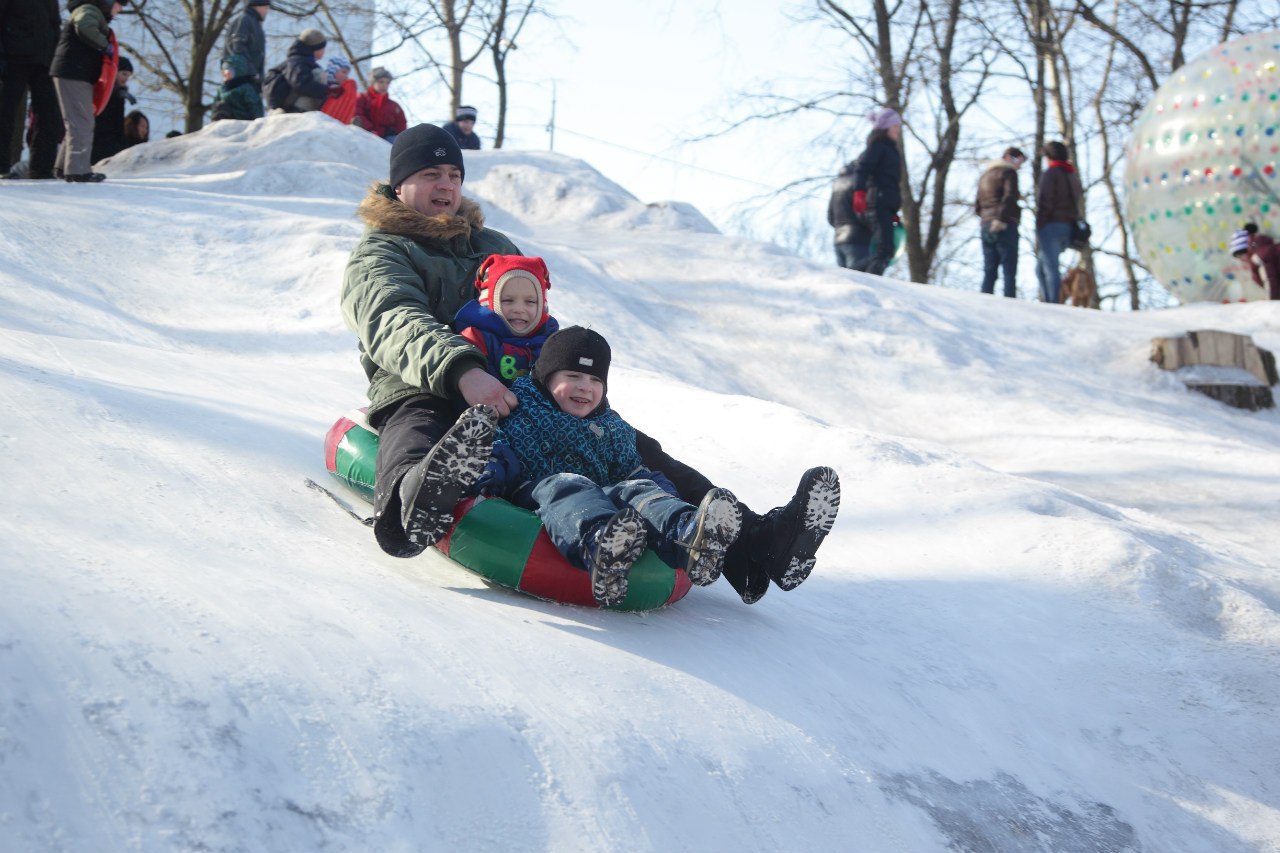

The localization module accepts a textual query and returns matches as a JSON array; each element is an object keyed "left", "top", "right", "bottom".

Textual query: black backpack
[{"left": 262, "top": 62, "right": 296, "bottom": 111}]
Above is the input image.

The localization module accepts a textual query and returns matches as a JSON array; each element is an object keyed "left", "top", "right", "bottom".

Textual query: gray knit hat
[{"left": 299, "top": 28, "right": 327, "bottom": 48}]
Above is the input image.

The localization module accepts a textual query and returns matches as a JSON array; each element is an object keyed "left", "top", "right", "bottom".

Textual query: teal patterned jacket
[{"left": 498, "top": 376, "right": 643, "bottom": 488}]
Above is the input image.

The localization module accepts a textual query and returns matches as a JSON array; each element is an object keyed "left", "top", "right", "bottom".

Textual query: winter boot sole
[
  {"left": 682, "top": 488, "right": 743, "bottom": 587},
  {"left": 771, "top": 466, "right": 841, "bottom": 591},
  {"left": 399, "top": 404, "right": 498, "bottom": 549},
  {"left": 590, "top": 508, "right": 647, "bottom": 607}
]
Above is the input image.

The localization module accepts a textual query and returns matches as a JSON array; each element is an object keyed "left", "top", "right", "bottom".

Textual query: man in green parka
[{"left": 341, "top": 123, "right": 513, "bottom": 557}]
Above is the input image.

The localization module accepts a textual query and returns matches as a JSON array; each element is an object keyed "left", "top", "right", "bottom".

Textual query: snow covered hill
[{"left": 2, "top": 113, "right": 1279, "bottom": 852}]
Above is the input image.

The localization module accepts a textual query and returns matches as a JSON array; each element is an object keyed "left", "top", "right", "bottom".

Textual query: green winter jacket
[{"left": 341, "top": 184, "right": 522, "bottom": 423}]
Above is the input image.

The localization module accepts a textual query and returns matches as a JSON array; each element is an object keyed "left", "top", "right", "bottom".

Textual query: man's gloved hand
[
  {"left": 470, "top": 441, "right": 521, "bottom": 497},
  {"left": 852, "top": 190, "right": 868, "bottom": 215}
]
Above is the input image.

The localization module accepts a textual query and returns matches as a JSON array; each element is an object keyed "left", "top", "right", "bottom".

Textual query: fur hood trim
[
  {"left": 356, "top": 183, "right": 486, "bottom": 244},
  {"left": 982, "top": 158, "right": 1018, "bottom": 172}
]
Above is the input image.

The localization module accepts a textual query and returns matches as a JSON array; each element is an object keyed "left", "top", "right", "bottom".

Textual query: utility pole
[{"left": 547, "top": 81, "right": 556, "bottom": 151}]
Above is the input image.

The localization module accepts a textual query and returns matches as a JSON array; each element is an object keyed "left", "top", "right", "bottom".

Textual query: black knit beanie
[
  {"left": 533, "top": 326, "right": 611, "bottom": 392},
  {"left": 389, "top": 124, "right": 465, "bottom": 190}
]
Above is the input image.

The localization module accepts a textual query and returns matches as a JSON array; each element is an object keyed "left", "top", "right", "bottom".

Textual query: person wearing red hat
[{"left": 452, "top": 254, "right": 560, "bottom": 382}]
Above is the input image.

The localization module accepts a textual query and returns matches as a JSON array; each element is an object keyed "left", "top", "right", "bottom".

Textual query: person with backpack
[
  {"left": 262, "top": 29, "right": 328, "bottom": 114},
  {"left": 50, "top": 0, "right": 123, "bottom": 183}
]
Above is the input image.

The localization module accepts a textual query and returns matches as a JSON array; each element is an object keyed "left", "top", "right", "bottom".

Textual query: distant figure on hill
[
  {"left": 122, "top": 108, "right": 147, "bottom": 147},
  {"left": 974, "top": 146, "right": 1026, "bottom": 298},
  {"left": 443, "top": 105, "right": 481, "bottom": 150},
  {"left": 1232, "top": 223, "right": 1280, "bottom": 300},
  {"left": 91, "top": 54, "right": 135, "bottom": 163},
  {"left": 321, "top": 56, "right": 358, "bottom": 125},
  {"left": 0, "top": 0, "right": 64, "bottom": 180},
  {"left": 827, "top": 158, "right": 867, "bottom": 269},
  {"left": 263, "top": 28, "right": 329, "bottom": 114},
  {"left": 354, "top": 67, "right": 406, "bottom": 142},
  {"left": 210, "top": 53, "right": 264, "bottom": 122},
  {"left": 50, "top": 0, "right": 123, "bottom": 183},
  {"left": 849, "top": 107, "right": 903, "bottom": 276},
  {"left": 1034, "top": 140, "right": 1084, "bottom": 304},
  {"left": 339, "top": 124, "right": 842, "bottom": 605},
  {"left": 223, "top": 0, "right": 269, "bottom": 85}
]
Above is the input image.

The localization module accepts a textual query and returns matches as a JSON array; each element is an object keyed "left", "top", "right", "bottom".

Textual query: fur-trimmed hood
[{"left": 357, "top": 183, "right": 487, "bottom": 246}]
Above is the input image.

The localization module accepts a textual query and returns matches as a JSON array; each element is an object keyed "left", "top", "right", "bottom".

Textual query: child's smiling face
[
  {"left": 499, "top": 277, "right": 541, "bottom": 335},
  {"left": 546, "top": 370, "right": 603, "bottom": 417}
]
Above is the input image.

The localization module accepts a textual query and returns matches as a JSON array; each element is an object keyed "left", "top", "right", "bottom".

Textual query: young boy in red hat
[{"left": 453, "top": 254, "right": 560, "bottom": 382}]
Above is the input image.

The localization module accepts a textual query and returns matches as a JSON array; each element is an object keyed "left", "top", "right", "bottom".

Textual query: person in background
[
  {"left": 121, "top": 108, "right": 146, "bottom": 147},
  {"left": 354, "top": 66, "right": 406, "bottom": 142},
  {"left": 0, "top": 0, "right": 64, "bottom": 180},
  {"left": 90, "top": 53, "right": 134, "bottom": 162},
  {"left": 210, "top": 53, "right": 264, "bottom": 121},
  {"left": 827, "top": 157, "right": 866, "bottom": 269},
  {"left": 223, "top": 0, "right": 268, "bottom": 85},
  {"left": 50, "top": 0, "right": 123, "bottom": 183},
  {"left": 1034, "top": 140, "right": 1083, "bottom": 304},
  {"left": 267, "top": 29, "right": 328, "bottom": 113},
  {"left": 443, "top": 105, "right": 481, "bottom": 150},
  {"left": 1231, "top": 223, "right": 1280, "bottom": 300},
  {"left": 320, "top": 55, "right": 357, "bottom": 125},
  {"left": 850, "top": 107, "right": 903, "bottom": 276},
  {"left": 975, "top": 146, "right": 1026, "bottom": 298}
]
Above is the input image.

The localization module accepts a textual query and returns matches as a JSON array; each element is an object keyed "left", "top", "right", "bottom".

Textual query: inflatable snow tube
[{"left": 324, "top": 409, "right": 692, "bottom": 611}]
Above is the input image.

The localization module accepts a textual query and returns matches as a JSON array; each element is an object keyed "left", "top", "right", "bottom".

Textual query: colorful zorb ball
[{"left": 1123, "top": 30, "right": 1280, "bottom": 303}]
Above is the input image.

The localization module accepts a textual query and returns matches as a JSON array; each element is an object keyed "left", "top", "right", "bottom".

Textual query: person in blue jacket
[{"left": 480, "top": 326, "right": 744, "bottom": 607}]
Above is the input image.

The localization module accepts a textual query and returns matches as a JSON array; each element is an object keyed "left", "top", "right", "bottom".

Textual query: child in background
[
  {"left": 1231, "top": 223, "right": 1280, "bottom": 301},
  {"left": 321, "top": 56, "right": 358, "bottom": 125},
  {"left": 481, "top": 326, "right": 744, "bottom": 607},
  {"left": 210, "top": 54, "right": 264, "bottom": 121},
  {"left": 453, "top": 254, "right": 560, "bottom": 383}
]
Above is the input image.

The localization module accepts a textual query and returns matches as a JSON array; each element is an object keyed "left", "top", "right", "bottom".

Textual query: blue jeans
[
  {"left": 980, "top": 223, "right": 1019, "bottom": 297},
  {"left": 1036, "top": 222, "right": 1072, "bottom": 303},
  {"left": 835, "top": 241, "right": 867, "bottom": 269},
  {"left": 529, "top": 473, "right": 691, "bottom": 569}
]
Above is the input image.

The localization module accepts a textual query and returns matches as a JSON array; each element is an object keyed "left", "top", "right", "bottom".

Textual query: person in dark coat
[
  {"left": 443, "top": 105, "right": 481, "bottom": 150},
  {"left": 827, "top": 159, "right": 867, "bottom": 269},
  {"left": 974, "top": 146, "right": 1026, "bottom": 298},
  {"left": 210, "top": 53, "right": 263, "bottom": 121},
  {"left": 0, "top": 0, "right": 64, "bottom": 179},
  {"left": 223, "top": 0, "right": 268, "bottom": 84},
  {"left": 263, "top": 29, "right": 329, "bottom": 113},
  {"left": 50, "top": 0, "right": 121, "bottom": 182},
  {"left": 850, "top": 107, "right": 904, "bottom": 276},
  {"left": 1034, "top": 140, "right": 1084, "bottom": 304},
  {"left": 90, "top": 52, "right": 133, "bottom": 162}
]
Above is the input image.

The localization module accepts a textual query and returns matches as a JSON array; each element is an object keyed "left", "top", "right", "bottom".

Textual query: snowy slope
[{"left": 2, "top": 113, "right": 1279, "bottom": 852}]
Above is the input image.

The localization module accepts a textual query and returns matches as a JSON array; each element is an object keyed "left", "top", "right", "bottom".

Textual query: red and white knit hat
[{"left": 474, "top": 254, "right": 551, "bottom": 334}]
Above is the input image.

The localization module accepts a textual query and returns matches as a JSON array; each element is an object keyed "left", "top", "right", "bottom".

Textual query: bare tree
[
  {"left": 486, "top": 0, "right": 538, "bottom": 148},
  {"left": 118, "top": 0, "right": 241, "bottom": 132}
]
